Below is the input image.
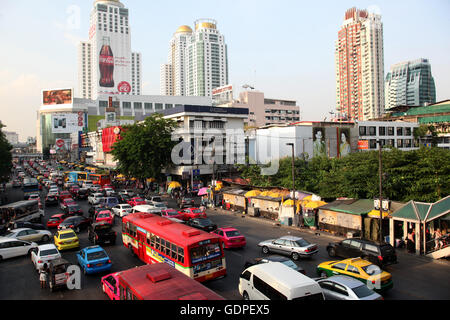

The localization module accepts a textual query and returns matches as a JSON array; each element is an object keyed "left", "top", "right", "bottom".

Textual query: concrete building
[
  {"left": 4, "top": 131, "right": 19, "bottom": 146},
  {"left": 232, "top": 90, "right": 300, "bottom": 127},
  {"left": 37, "top": 94, "right": 213, "bottom": 153},
  {"left": 185, "top": 19, "right": 229, "bottom": 97},
  {"left": 78, "top": 0, "right": 142, "bottom": 100},
  {"left": 385, "top": 58, "right": 436, "bottom": 109},
  {"left": 335, "top": 7, "right": 385, "bottom": 121}
]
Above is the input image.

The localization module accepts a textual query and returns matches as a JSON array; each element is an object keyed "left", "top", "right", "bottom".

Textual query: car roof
[
  {"left": 0, "top": 237, "right": 21, "bottom": 243},
  {"left": 58, "top": 229, "right": 76, "bottom": 234},
  {"left": 322, "top": 275, "right": 368, "bottom": 289},
  {"left": 264, "top": 255, "right": 289, "bottom": 262},
  {"left": 83, "top": 245, "right": 105, "bottom": 252},
  {"left": 219, "top": 227, "right": 238, "bottom": 232},
  {"left": 10, "top": 228, "right": 31, "bottom": 232},
  {"left": 341, "top": 257, "right": 372, "bottom": 267},
  {"left": 280, "top": 235, "right": 303, "bottom": 241}
]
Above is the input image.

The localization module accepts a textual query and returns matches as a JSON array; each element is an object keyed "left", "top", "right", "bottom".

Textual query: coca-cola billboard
[{"left": 97, "top": 35, "right": 132, "bottom": 96}]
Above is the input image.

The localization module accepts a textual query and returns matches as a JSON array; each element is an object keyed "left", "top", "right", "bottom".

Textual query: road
[{"left": 0, "top": 181, "right": 449, "bottom": 300}]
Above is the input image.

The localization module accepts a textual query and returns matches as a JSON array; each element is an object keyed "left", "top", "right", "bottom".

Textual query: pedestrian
[
  {"left": 434, "top": 228, "right": 443, "bottom": 250},
  {"left": 39, "top": 266, "right": 48, "bottom": 289},
  {"left": 407, "top": 230, "right": 415, "bottom": 253}
]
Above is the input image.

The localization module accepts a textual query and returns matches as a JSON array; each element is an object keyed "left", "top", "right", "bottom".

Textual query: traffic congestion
[{"left": 0, "top": 159, "right": 447, "bottom": 301}]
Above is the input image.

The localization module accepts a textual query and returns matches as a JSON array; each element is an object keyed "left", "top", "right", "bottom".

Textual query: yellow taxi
[
  {"left": 316, "top": 258, "right": 393, "bottom": 293},
  {"left": 54, "top": 229, "right": 80, "bottom": 251}
]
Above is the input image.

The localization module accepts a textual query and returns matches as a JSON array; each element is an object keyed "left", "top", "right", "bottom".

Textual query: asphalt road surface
[{"left": 1, "top": 181, "right": 449, "bottom": 300}]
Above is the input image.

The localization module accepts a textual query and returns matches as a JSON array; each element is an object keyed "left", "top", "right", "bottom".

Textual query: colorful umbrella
[
  {"left": 168, "top": 181, "right": 181, "bottom": 188},
  {"left": 245, "top": 190, "right": 261, "bottom": 198},
  {"left": 304, "top": 201, "right": 327, "bottom": 209},
  {"left": 198, "top": 187, "right": 209, "bottom": 196},
  {"left": 283, "top": 199, "right": 295, "bottom": 206}
]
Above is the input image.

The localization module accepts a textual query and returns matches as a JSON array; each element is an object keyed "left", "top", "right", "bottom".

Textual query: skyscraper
[
  {"left": 160, "top": 25, "right": 193, "bottom": 96},
  {"left": 78, "top": 0, "right": 142, "bottom": 100},
  {"left": 385, "top": 58, "right": 436, "bottom": 109},
  {"left": 186, "top": 19, "right": 229, "bottom": 97},
  {"left": 335, "top": 8, "right": 384, "bottom": 121}
]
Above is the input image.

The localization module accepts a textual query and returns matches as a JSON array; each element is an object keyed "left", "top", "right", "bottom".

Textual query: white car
[
  {"left": 4, "top": 228, "right": 52, "bottom": 243},
  {"left": 31, "top": 244, "right": 62, "bottom": 271},
  {"left": 82, "top": 180, "right": 94, "bottom": 189},
  {"left": 88, "top": 193, "right": 104, "bottom": 205},
  {"left": 145, "top": 201, "right": 168, "bottom": 211},
  {"left": 0, "top": 237, "right": 38, "bottom": 262},
  {"left": 111, "top": 204, "right": 133, "bottom": 217},
  {"left": 48, "top": 187, "right": 59, "bottom": 194},
  {"left": 120, "top": 189, "right": 135, "bottom": 197},
  {"left": 104, "top": 188, "right": 115, "bottom": 197}
]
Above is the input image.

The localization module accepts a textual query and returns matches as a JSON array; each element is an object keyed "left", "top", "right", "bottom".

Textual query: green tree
[
  {"left": 0, "top": 124, "right": 13, "bottom": 183},
  {"left": 110, "top": 114, "right": 177, "bottom": 184}
]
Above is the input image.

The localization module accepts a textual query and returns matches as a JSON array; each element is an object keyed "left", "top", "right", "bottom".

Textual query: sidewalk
[{"left": 208, "top": 206, "right": 450, "bottom": 268}]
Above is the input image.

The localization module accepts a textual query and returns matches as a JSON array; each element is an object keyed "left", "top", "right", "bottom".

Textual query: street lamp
[{"left": 286, "top": 143, "right": 296, "bottom": 224}]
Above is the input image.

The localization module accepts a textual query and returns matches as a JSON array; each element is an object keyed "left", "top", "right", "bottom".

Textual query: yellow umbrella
[
  {"left": 147, "top": 178, "right": 156, "bottom": 183},
  {"left": 245, "top": 190, "right": 261, "bottom": 198},
  {"left": 168, "top": 181, "right": 181, "bottom": 188},
  {"left": 268, "top": 192, "right": 282, "bottom": 198},
  {"left": 260, "top": 191, "right": 272, "bottom": 197},
  {"left": 116, "top": 174, "right": 125, "bottom": 178},
  {"left": 215, "top": 184, "right": 222, "bottom": 191},
  {"left": 304, "top": 201, "right": 327, "bottom": 209},
  {"left": 367, "top": 209, "right": 390, "bottom": 218},
  {"left": 283, "top": 199, "right": 295, "bottom": 206},
  {"left": 303, "top": 195, "right": 313, "bottom": 201}
]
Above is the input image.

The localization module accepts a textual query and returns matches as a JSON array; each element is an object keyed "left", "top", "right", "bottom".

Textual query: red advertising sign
[
  {"left": 358, "top": 140, "right": 369, "bottom": 150},
  {"left": 118, "top": 81, "right": 131, "bottom": 93},
  {"left": 56, "top": 139, "right": 65, "bottom": 148},
  {"left": 43, "top": 89, "right": 72, "bottom": 105}
]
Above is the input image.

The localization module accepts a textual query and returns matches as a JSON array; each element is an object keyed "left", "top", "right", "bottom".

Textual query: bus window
[
  {"left": 165, "top": 241, "right": 172, "bottom": 256},
  {"left": 155, "top": 236, "right": 160, "bottom": 250},
  {"left": 171, "top": 243, "right": 178, "bottom": 260},
  {"left": 146, "top": 233, "right": 151, "bottom": 245},
  {"left": 78, "top": 173, "right": 87, "bottom": 180},
  {"left": 178, "top": 247, "right": 184, "bottom": 264},
  {"left": 126, "top": 287, "right": 132, "bottom": 300},
  {"left": 120, "top": 285, "right": 125, "bottom": 300}
]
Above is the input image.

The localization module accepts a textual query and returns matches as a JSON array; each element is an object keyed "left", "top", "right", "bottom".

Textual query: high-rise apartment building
[
  {"left": 186, "top": 19, "right": 229, "bottom": 97},
  {"left": 335, "top": 8, "right": 384, "bottom": 121},
  {"left": 78, "top": 0, "right": 142, "bottom": 100},
  {"left": 385, "top": 58, "right": 436, "bottom": 109}
]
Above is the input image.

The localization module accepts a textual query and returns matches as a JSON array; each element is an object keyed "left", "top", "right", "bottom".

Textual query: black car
[
  {"left": 88, "top": 222, "right": 117, "bottom": 245},
  {"left": 65, "top": 204, "right": 83, "bottom": 216},
  {"left": 117, "top": 193, "right": 130, "bottom": 204},
  {"left": 326, "top": 238, "right": 398, "bottom": 267},
  {"left": 243, "top": 255, "right": 306, "bottom": 275},
  {"left": 186, "top": 218, "right": 217, "bottom": 232},
  {"left": 11, "top": 221, "right": 47, "bottom": 231},
  {"left": 76, "top": 188, "right": 89, "bottom": 200},
  {"left": 178, "top": 197, "right": 195, "bottom": 209},
  {"left": 58, "top": 215, "right": 92, "bottom": 233},
  {"left": 45, "top": 194, "right": 59, "bottom": 206}
]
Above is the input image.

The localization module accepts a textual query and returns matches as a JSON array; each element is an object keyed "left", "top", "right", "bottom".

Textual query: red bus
[
  {"left": 88, "top": 173, "right": 111, "bottom": 187},
  {"left": 116, "top": 263, "right": 224, "bottom": 300},
  {"left": 122, "top": 212, "right": 226, "bottom": 282}
]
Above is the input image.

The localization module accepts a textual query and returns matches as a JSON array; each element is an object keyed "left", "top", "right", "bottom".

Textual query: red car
[
  {"left": 59, "top": 191, "right": 72, "bottom": 202},
  {"left": 211, "top": 227, "right": 246, "bottom": 249},
  {"left": 103, "top": 184, "right": 114, "bottom": 190},
  {"left": 47, "top": 213, "right": 68, "bottom": 228},
  {"left": 127, "top": 197, "right": 146, "bottom": 207},
  {"left": 69, "top": 185, "right": 80, "bottom": 196},
  {"left": 60, "top": 198, "right": 76, "bottom": 210},
  {"left": 161, "top": 209, "right": 185, "bottom": 221},
  {"left": 95, "top": 210, "right": 114, "bottom": 225},
  {"left": 178, "top": 207, "right": 207, "bottom": 221}
]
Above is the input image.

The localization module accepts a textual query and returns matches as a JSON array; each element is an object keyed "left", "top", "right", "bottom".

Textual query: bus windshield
[{"left": 190, "top": 242, "right": 221, "bottom": 264}]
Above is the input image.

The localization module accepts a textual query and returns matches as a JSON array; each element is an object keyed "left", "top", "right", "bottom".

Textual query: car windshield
[
  {"left": 281, "top": 260, "right": 298, "bottom": 270},
  {"left": 4, "top": 231, "right": 15, "bottom": 237},
  {"left": 87, "top": 250, "right": 107, "bottom": 260},
  {"left": 59, "top": 232, "right": 76, "bottom": 239},
  {"left": 68, "top": 205, "right": 80, "bottom": 210},
  {"left": 192, "top": 209, "right": 203, "bottom": 214},
  {"left": 122, "top": 205, "right": 131, "bottom": 209},
  {"left": 225, "top": 230, "right": 241, "bottom": 237},
  {"left": 353, "top": 284, "right": 376, "bottom": 298},
  {"left": 294, "top": 239, "right": 311, "bottom": 247},
  {"left": 40, "top": 249, "right": 59, "bottom": 256},
  {"left": 49, "top": 217, "right": 61, "bottom": 221},
  {"left": 154, "top": 203, "right": 166, "bottom": 208},
  {"left": 362, "top": 264, "right": 382, "bottom": 276},
  {"left": 153, "top": 197, "right": 162, "bottom": 202},
  {"left": 95, "top": 225, "right": 112, "bottom": 233},
  {"left": 98, "top": 213, "right": 110, "bottom": 218},
  {"left": 198, "top": 219, "right": 212, "bottom": 226},
  {"left": 166, "top": 211, "right": 178, "bottom": 216}
]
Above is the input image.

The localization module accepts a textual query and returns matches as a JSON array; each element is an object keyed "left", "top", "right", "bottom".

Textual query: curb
[{"left": 208, "top": 207, "right": 450, "bottom": 267}]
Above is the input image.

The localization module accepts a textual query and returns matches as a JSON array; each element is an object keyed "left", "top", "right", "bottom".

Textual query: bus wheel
[{"left": 129, "top": 245, "right": 135, "bottom": 257}]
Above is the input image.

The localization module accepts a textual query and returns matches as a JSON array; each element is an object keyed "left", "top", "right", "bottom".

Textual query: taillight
[
  {"left": 38, "top": 260, "right": 43, "bottom": 263},
  {"left": 87, "top": 264, "right": 92, "bottom": 268},
  {"left": 107, "top": 259, "right": 111, "bottom": 264},
  {"left": 378, "top": 255, "right": 383, "bottom": 261},
  {"left": 372, "top": 280, "right": 376, "bottom": 284}
]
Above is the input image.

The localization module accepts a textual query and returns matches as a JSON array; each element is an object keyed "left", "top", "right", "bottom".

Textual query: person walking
[
  {"left": 39, "top": 266, "right": 48, "bottom": 289},
  {"left": 434, "top": 228, "right": 443, "bottom": 250}
]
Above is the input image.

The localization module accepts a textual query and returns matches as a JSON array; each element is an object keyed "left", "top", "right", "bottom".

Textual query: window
[
  {"left": 273, "top": 239, "right": 286, "bottom": 246},
  {"left": 332, "top": 283, "right": 349, "bottom": 296},
  {"left": 364, "top": 243, "right": 379, "bottom": 254},
  {"left": 388, "top": 127, "right": 394, "bottom": 136},
  {"left": 379, "top": 127, "right": 386, "bottom": 136},
  {"left": 332, "top": 263, "right": 347, "bottom": 271},
  {"left": 369, "top": 126, "right": 376, "bottom": 136},
  {"left": 404, "top": 139, "right": 411, "bottom": 148},
  {"left": 123, "top": 102, "right": 131, "bottom": 109},
  {"left": 397, "top": 139, "right": 403, "bottom": 148},
  {"left": 240, "top": 271, "right": 251, "bottom": 281},
  {"left": 369, "top": 139, "right": 377, "bottom": 149},
  {"left": 359, "top": 126, "right": 366, "bottom": 136},
  {"left": 397, "top": 127, "right": 403, "bottom": 136},
  {"left": 349, "top": 240, "right": 362, "bottom": 249},
  {"left": 144, "top": 103, "right": 152, "bottom": 111},
  {"left": 346, "top": 265, "right": 360, "bottom": 275},
  {"left": 155, "top": 103, "right": 163, "bottom": 110},
  {"left": 253, "top": 275, "right": 287, "bottom": 300},
  {"left": 405, "top": 127, "right": 412, "bottom": 136},
  {"left": 133, "top": 102, "right": 142, "bottom": 110}
]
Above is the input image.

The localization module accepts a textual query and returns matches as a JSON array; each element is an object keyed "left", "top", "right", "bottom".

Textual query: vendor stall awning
[
  {"left": 391, "top": 196, "right": 450, "bottom": 223},
  {"left": 318, "top": 199, "right": 374, "bottom": 216}
]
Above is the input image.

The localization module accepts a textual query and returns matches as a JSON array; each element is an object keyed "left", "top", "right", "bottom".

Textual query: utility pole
[{"left": 287, "top": 143, "right": 296, "bottom": 225}]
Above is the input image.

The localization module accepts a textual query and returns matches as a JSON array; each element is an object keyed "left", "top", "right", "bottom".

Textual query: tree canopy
[
  {"left": 238, "top": 147, "right": 450, "bottom": 203},
  {"left": 0, "top": 124, "right": 13, "bottom": 183},
  {"left": 110, "top": 114, "right": 177, "bottom": 182}
]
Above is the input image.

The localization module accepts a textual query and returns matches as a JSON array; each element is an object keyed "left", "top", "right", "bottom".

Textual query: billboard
[
  {"left": 52, "top": 112, "right": 86, "bottom": 134},
  {"left": 312, "top": 127, "right": 326, "bottom": 157},
  {"left": 212, "top": 85, "right": 233, "bottom": 105},
  {"left": 97, "top": 34, "right": 132, "bottom": 96},
  {"left": 43, "top": 89, "right": 73, "bottom": 106}
]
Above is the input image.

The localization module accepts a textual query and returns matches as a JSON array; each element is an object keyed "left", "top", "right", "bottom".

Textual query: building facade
[
  {"left": 385, "top": 58, "right": 436, "bottom": 109},
  {"left": 78, "top": 0, "right": 142, "bottom": 100},
  {"left": 4, "top": 131, "right": 19, "bottom": 146},
  {"left": 335, "top": 7, "right": 385, "bottom": 121},
  {"left": 185, "top": 19, "right": 229, "bottom": 97},
  {"left": 232, "top": 90, "right": 300, "bottom": 127}
]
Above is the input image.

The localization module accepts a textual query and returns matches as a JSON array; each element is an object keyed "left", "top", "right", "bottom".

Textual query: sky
[{"left": 0, "top": 0, "right": 449, "bottom": 141}]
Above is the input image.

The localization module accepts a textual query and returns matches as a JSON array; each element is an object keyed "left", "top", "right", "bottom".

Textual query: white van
[
  {"left": 131, "top": 205, "right": 162, "bottom": 215},
  {"left": 238, "top": 262, "right": 324, "bottom": 300}
]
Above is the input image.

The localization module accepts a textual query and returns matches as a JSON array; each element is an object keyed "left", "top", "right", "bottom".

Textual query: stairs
[{"left": 426, "top": 246, "right": 450, "bottom": 259}]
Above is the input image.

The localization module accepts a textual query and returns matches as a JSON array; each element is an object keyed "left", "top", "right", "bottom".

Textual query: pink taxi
[
  {"left": 101, "top": 272, "right": 120, "bottom": 300},
  {"left": 211, "top": 227, "right": 246, "bottom": 249}
]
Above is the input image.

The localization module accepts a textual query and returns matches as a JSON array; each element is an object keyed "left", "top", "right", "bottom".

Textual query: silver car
[
  {"left": 317, "top": 275, "right": 383, "bottom": 300},
  {"left": 258, "top": 235, "right": 318, "bottom": 260}
]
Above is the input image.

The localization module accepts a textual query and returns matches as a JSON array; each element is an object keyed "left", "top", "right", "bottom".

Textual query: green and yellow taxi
[
  {"left": 54, "top": 229, "right": 80, "bottom": 251},
  {"left": 317, "top": 258, "right": 393, "bottom": 293}
]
